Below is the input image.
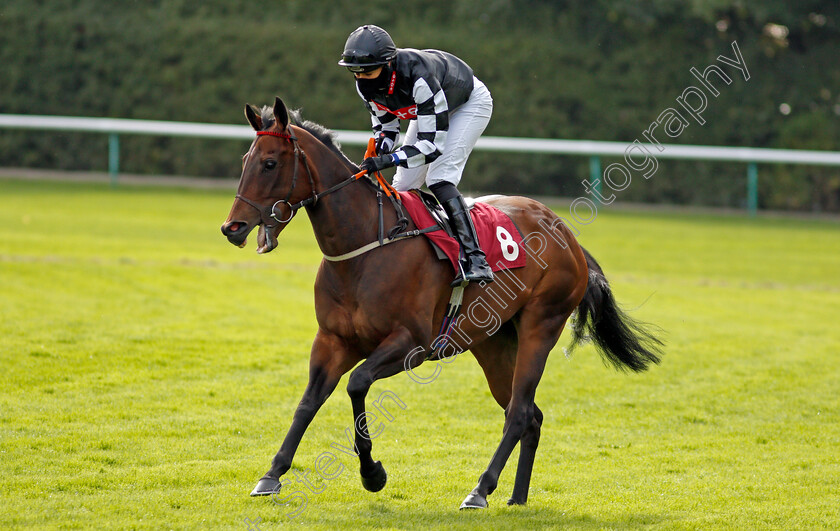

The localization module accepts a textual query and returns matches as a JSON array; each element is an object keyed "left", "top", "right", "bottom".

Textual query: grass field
[{"left": 1, "top": 177, "right": 839, "bottom": 530}]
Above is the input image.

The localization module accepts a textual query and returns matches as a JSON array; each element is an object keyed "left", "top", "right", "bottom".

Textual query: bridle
[
  {"left": 235, "top": 124, "right": 417, "bottom": 261},
  {"left": 235, "top": 127, "right": 372, "bottom": 228},
  {"left": 234, "top": 128, "right": 317, "bottom": 228}
]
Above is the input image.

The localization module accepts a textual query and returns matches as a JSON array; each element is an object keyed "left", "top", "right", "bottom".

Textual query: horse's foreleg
[
  {"left": 345, "top": 327, "right": 417, "bottom": 492},
  {"left": 251, "top": 331, "right": 357, "bottom": 496}
]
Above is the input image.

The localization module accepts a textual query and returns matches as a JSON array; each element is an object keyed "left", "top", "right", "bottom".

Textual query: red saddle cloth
[{"left": 397, "top": 191, "right": 527, "bottom": 273}]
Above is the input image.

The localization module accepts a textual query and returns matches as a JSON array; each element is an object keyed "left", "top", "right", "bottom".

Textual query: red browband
[{"left": 256, "top": 131, "right": 293, "bottom": 139}]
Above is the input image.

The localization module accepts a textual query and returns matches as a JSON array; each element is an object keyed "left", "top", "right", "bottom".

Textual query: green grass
[{"left": 1, "top": 178, "right": 839, "bottom": 530}]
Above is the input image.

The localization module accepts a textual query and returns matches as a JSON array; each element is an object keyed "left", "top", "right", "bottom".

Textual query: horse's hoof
[
  {"left": 507, "top": 497, "right": 526, "bottom": 506},
  {"left": 250, "top": 476, "right": 282, "bottom": 497},
  {"left": 360, "top": 461, "right": 387, "bottom": 492},
  {"left": 459, "top": 492, "right": 488, "bottom": 510}
]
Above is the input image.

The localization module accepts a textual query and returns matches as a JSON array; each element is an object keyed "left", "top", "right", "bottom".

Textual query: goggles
[{"left": 345, "top": 63, "right": 383, "bottom": 74}]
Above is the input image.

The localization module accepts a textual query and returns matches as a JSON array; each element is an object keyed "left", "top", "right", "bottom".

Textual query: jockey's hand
[
  {"left": 361, "top": 154, "right": 398, "bottom": 173},
  {"left": 374, "top": 132, "right": 396, "bottom": 155}
]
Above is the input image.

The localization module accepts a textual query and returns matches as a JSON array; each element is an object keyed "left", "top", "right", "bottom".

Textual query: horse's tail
[{"left": 570, "top": 247, "right": 663, "bottom": 372}]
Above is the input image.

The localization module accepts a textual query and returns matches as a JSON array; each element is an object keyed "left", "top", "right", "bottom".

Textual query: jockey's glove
[
  {"left": 375, "top": 131, "right": 397, "bottom": 155},
  {"left": 361, "top": 153, "right": 398, "bottom": 173}
]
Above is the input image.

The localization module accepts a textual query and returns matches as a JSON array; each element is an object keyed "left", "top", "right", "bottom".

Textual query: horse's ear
[
  {"left": 273, "top": 97, "right": 289, "bottom": 129},
  {"left": 245, "top": 104, "right": 263, "bottom": 131}
]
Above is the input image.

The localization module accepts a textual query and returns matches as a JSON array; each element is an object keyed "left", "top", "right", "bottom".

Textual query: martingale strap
[{"left": 361, "top": 139, "right": 408, "bottom": 240}]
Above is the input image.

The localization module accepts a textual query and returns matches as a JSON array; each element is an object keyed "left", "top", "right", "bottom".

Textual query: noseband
[{"left": 235, "top": 128, "right": 316, "bottom": 228}]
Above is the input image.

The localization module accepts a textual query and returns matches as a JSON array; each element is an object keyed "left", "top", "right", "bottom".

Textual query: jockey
[{"left": 338, "top": 24, "right": 494, "bottom": 285}]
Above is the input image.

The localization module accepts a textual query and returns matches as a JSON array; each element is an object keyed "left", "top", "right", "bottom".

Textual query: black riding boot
[{"left": 438, "top": 195, "right": 494, "bottom": 285}]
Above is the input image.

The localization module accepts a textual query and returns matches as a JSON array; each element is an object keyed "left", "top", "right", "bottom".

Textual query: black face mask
[{"left": 356, "top": 65, "right": 392, "bottom": 99}]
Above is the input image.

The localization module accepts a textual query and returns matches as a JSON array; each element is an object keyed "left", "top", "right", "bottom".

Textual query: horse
[{"left": 221, "top": 97, "right": 663, "bottom": 509}]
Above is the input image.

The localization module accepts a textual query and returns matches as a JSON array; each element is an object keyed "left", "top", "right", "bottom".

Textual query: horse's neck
[{"left": 302, "top": 139, "right": 383, "bottom": 258}]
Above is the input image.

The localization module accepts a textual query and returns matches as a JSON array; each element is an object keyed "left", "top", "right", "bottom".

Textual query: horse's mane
[{"left": 259, "top": 106, "right": 358, "bottom": 169}]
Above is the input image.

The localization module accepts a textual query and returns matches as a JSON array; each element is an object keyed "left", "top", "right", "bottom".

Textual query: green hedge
[{"left": 1, "top": 0, "right": 838, "bottom": 210}]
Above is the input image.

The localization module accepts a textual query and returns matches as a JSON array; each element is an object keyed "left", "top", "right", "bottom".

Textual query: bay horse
[{"left": 221, "top": 97, "right": 662, "bottom": 509}]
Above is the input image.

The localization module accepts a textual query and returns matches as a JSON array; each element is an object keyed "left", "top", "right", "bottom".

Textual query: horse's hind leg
[
  {"left": 469, "top": 320, "right": 544, "bottom": 507},
  {"left": 462, "top": 308, "right": 572, "bottom": 509},
  {"left": 508, "top": 404, "right": 543, "bottom": 505},
  {"left": 471, "top": 320, "right": 517, "bottom": 410}
]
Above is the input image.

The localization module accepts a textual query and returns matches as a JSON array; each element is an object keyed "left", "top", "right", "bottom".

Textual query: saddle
[{"left": 414, "top": 189, "right": 476, "bottom": 239}]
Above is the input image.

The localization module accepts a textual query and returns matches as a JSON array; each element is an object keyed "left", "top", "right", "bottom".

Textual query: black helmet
[{"left": 338, "top": 25, "right": 397, "bottom": 73}]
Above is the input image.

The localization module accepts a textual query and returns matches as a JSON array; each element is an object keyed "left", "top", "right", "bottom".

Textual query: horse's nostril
[{"left": 222, "top": 221, "right": 247, "bottom": 236}]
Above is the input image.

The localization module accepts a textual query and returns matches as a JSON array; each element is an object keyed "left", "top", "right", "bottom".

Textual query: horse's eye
[{"left": 264, "top": 160, "right": 277, "bottom": 171}]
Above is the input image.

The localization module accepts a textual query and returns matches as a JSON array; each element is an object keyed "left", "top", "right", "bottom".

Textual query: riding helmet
[{"left": 338, "top": 25, "right": 397, "bottom": 73}]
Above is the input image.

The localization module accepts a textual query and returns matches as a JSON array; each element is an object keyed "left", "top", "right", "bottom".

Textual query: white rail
[{"left": 3, "top": 114, "right": 840, "bottom": 215}]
